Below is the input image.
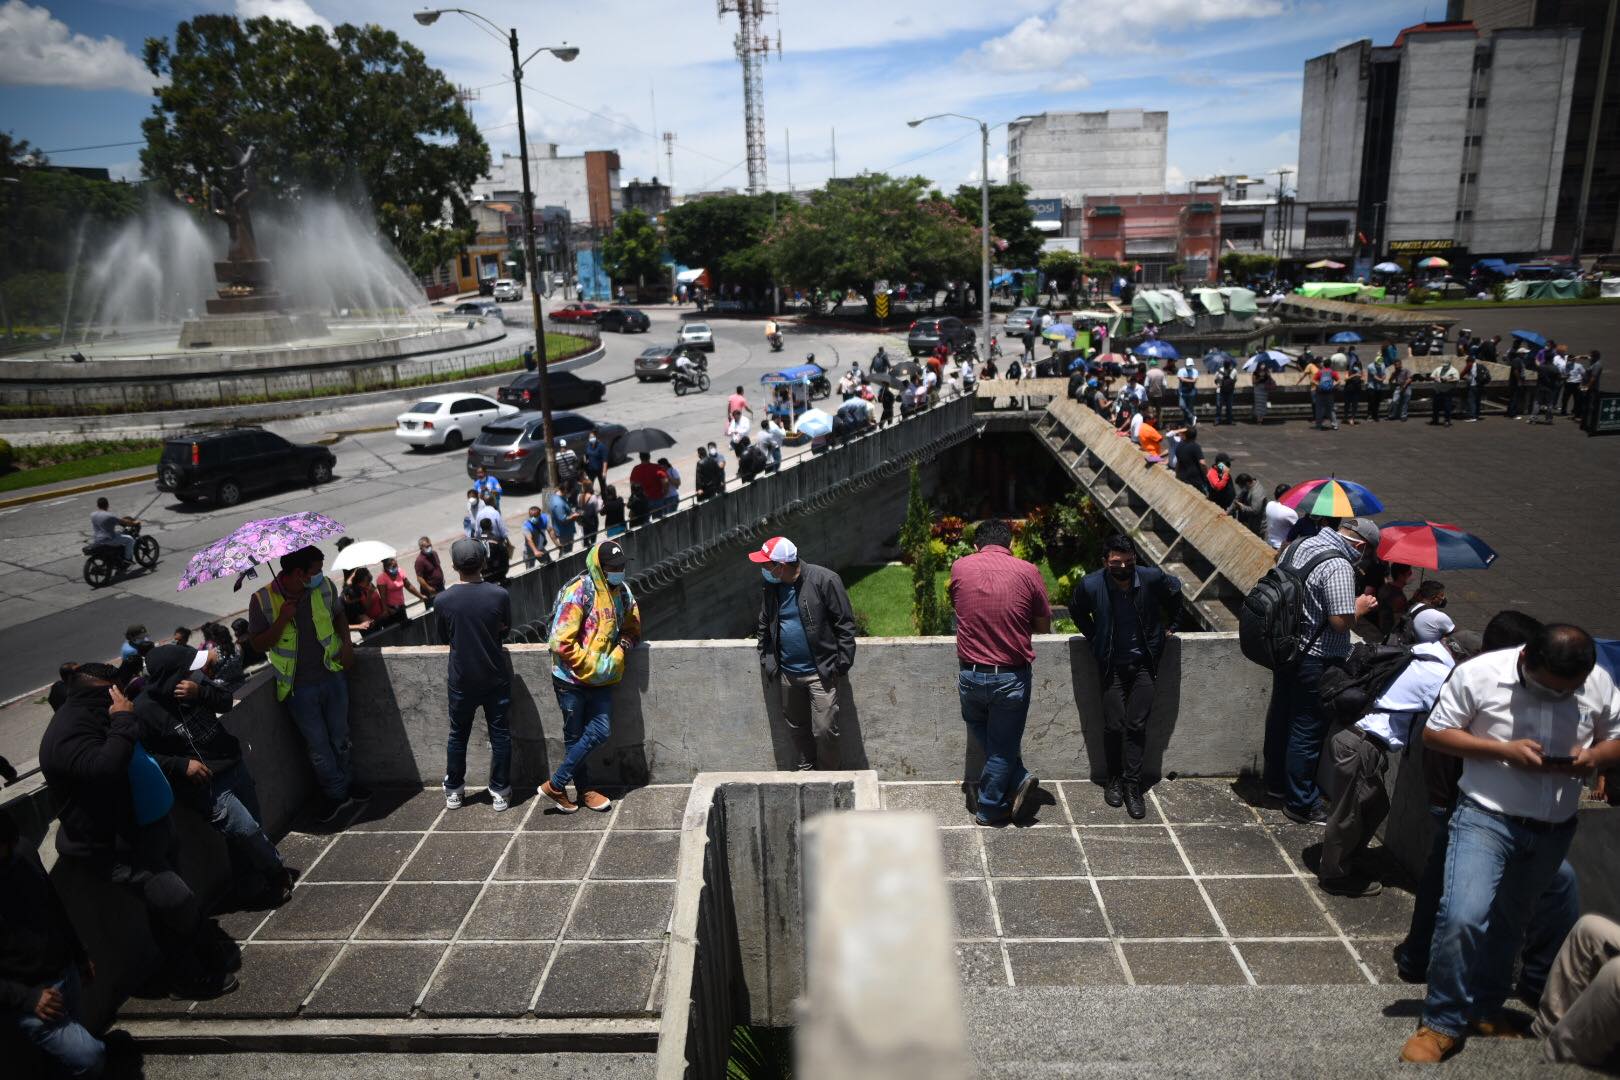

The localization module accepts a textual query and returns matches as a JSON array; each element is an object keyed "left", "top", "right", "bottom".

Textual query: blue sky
[{"left": 2, "top": 0, "right": 1430, "bottom": 195}]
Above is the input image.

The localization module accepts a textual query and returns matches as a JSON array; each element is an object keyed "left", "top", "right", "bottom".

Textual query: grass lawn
[
  {"left": 0, "top": 446, "right": 161, "bottom": 494},
  {"left": 845, "top": 559, "right": 1082, "bottom": 637}
]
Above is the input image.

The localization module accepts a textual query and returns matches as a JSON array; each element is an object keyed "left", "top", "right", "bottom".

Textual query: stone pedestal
[
  {"left": 183, "top": 257, "right": 329, "bottom": 347},
  {"left": 180, "top": 314, "right": 300, "bottom": 348}
]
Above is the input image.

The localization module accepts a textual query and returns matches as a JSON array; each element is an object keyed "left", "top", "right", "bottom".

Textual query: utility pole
[
  {"left": 785, "top": 128, "right": 792, "bottom": 193},
  {"left": 831, "top": 127, "right": 837, "bottom": 180}
]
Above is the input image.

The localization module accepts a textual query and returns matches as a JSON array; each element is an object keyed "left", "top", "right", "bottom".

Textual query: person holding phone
[{"left": 1400, "top": 624, "right": 1620, "bottom": 1064}]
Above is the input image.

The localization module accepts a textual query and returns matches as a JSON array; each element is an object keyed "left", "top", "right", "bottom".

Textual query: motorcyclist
[
  {"left": 672, "top": 348, "right": 700, "bottom": 388},
  {"left": 764, "top": 317, "right": 778, "bottom": 340},
  {"left": 89, "top": 496, "right": 139, "bottom": 565}
]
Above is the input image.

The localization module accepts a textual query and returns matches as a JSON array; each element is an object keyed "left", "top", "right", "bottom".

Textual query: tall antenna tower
[
  {"left": 717, "top": 0, "right": 779, "bottom": 195},
  {"left": 663, "top": 132, "right": 676, "bottom": 191}
]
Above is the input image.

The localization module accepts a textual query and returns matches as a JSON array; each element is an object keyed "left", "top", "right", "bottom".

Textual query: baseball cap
[
  {"left": 747, "top": 536, "right": 799, "bottom": 564},
  {"left": 1342, "top": 517, "right": 1381, "bottom": 550},
  {"left": 450, "top": 538, "right": 486, "bottom": 571},
  {"left": 597, "top": 539, "right": 630, "bottom": 571}
]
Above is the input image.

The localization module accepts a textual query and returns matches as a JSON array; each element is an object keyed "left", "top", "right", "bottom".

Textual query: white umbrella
[
  {"left": 794, "top": 408, "right": 834, "bottom": 438},
  {"left": 331, "top": 539, "right": 396, "bottom": 572}
]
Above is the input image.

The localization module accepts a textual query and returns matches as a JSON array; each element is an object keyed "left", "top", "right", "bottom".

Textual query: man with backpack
[
  {"left": 1388, "top": 580, "right": 1454, "bottom": 646},
  {"left": 1317, "top": 638, "right": 1458, "bottom": 896},
  {"left": 1252, "top": 518, "right": 1380, "bottom": 825}
]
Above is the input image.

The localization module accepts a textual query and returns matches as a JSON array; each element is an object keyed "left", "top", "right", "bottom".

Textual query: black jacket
[
  {"left": 0, "top": 846, "right": 86, "bottom": 1011},
  {"left": 696, "top": 455, "right": 725, "bottom": 496},
  {"left": 756, "top": 562, "right": 858, "bottom": 684},
  {"left": 38, "top": 684, "right": 141, "bottom": 863},
  {"left": 134, "top": 645, "right": 240, "bottom": 810},
  {"left": 1070, "top": 566, "right": 1183, "bottom": 675}
]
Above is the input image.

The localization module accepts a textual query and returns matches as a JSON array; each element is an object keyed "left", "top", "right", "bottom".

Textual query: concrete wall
[
  {"left": 1385, "top": 32, "right": 1476, "bottom": 243},
  {"left": 1472, "top": 28, "right": 1580, "bottom": 252},
  {"left": 1298, "top": 43, "right": 1369, "bottom": 204},
  {"left": 475, "top": 151, "right": 593, "bottom": 224},
  {"left": 1008, "top": 111, "right": 1168, "bottom": 207}
]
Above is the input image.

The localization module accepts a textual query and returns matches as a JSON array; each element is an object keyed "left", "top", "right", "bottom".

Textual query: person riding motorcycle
[
  {"left": 764, "top": 317, "right": 784, "bottom": 352},
  {"left": 89, "top": 496, "right": 139, "bottom": 565}
]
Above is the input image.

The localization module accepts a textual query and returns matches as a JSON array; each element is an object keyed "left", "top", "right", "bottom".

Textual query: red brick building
[{"left": 1081, "top": 192, "right": 1222, "bottom": 284}]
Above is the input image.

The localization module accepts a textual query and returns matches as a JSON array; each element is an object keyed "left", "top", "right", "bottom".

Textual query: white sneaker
[
  {"left": 490, "top": 787, "right": 511, "bottom": 813},
  {"left": 445, "top": 787, "right": 464, "bottom": 809}
]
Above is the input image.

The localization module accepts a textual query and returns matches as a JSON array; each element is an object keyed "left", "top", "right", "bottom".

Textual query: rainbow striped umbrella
[
  {"left": 1278, "top": 478, "right": 1384, "bottom": 518},
  {"left": 1377, "top": 521, "right": 1497, "bottom": 571}
]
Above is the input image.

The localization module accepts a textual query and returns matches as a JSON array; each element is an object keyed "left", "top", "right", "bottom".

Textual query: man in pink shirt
[
  {"left": 948, "top": 518, "right": 1052, "bottom": 825},
  {"left": 727, "top": 386, "right": 752, "bottom": 419}
]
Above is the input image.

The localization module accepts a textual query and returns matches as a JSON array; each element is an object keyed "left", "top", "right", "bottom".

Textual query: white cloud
[
  {"left": 235, "top": 0, "right": 333, "bottom": 32},
  {"left": 0, "top": 0, "right": 156, "bottom": 93},
  {"left": 1166, "top": 163, "right": 1187, "bottom": 191},
  {"left": 1044, "top": 73, "right": 1092, "bottom": 93},
  {"left": 966, "top": 153, "right": 1009, "bottom": 184},
  {"left": 977, "top": 0, "right": 1285, "bottom": 70}
]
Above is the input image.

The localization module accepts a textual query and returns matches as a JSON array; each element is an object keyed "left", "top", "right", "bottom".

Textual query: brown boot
[
  {"left": 580, "top": 790, "right": 613, "bottom": 813},
  {"left": 1399, "top": 1026, "right": 1459, "bottom": 1063},
  {"left": 1468, "top": 1012, "right": 1534, "bottom": 1039},
  {"left": 540, "top": 780, "right": 578, "bottom": 813}
]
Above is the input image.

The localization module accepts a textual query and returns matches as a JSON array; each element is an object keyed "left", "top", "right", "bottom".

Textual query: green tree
[
  {"left": 767, "top": 174, "right": 977, "bottom": 310},
  {"left": 1219, "top": 251, "right": 1276, "bottom": 280},
  {"left": 946, "top": 181, "right": 1043, "bottom": 268},
  {"left": 911, "top": 540, "right": 947, "bottom": 636},
  {"left": 600, "top": 208, "right": 665, "bottom": 287},
  {"left": 1040, "top": 249, "right": 1084, "bottom": 293},
  {"left": 898, "top": 462, "right": 933, "bottom": 555},
  {"left": 140, "top": 14, "right": 488, "bottom": 276},
  {"left": 662, "top": 192, "right": 777, "bottom": 288}
]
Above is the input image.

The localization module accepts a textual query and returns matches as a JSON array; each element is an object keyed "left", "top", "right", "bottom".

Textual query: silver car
[
  {"left": 677, "top": 321, "right": 715, "bottom": 351},
  {"left": 1004, "top": 306, "right": 1048, "bottom": 336}
]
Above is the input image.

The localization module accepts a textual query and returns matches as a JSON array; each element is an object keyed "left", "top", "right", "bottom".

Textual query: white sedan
[
  {"left": 394, "top": 393, "right": 517, "bottom": 450},
  {"left": 677, "top": 321, "right": 715, "bottom": 351}
]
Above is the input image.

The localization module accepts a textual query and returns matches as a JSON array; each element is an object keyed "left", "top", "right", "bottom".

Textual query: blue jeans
[
  {"left": 1467, "top": 385, "right": 1482, "bottom": 419},
  {"left": 551, "top": 678, "right": 613, "bottom": 790},
  {"left": 7, "top": 966, "right": 104, "bottom": 1077},
  {"left": 1422, "top": 798, "right": 1578, "bottom": 1037},
  {"left": 958, "top": 667, "right": 1033, "bottom": 823},
  {"left": 1262, "top": 655, "right": 1328, "bottom": 814},
  {"left": 208, "top": 761, "right": 283, "bottom": 887},
  {"left": 1178, "top": 385, "right": 1197, "bottom": 425},
  {"left": 286, "top": 672, "right": 351, "bottom": 800},
  {"left": 445, "top": 682, "right": 512, "bottom": 794},
  {"left": 767, "top": 444, "right": 781, "bottom": 471}
]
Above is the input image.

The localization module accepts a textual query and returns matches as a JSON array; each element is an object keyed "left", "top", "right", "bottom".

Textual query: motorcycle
[
  {"left": 809, "top": 373, "right": 832, "bottom": 400},
  {"left": 672, "top": 366, "right": 711, "bottom": 396},
  {"left": 83, "top": 521, "right": 160, "bottom": 589},
  {"left": 954, "top": 339, "right": 980, "bottom": 364},
  {"left": 768, "top": 331, "right": 785, "bottom": 352}
]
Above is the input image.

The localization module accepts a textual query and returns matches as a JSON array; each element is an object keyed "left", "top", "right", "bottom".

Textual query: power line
[
  {"left": 518, "top": 81, "right": 736, "bottom": 167},
  {"left": 37, "top": 139, "right": 144, "bottom": 155},
  {"left": 884, "top": 130, "right": 974, "bottom": 173}
]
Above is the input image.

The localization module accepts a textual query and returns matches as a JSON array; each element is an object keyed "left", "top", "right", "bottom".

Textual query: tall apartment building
[
  {"left": 1298, "top": 22, "right": 1581, "bottom": 259},
  {"left": 472, "top": 145, "right": 622, "bottom": 231},
  {"left": 1447, "top": 0, "right": 1620, "bottom": 256},
  {"left": 1007, "top": 110, "right": 1168, "bottom": 223}
]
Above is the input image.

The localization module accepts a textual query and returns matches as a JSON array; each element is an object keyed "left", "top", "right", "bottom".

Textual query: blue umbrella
[
  {"left": 1511, "top": 329, "right": 1548, "bottom": 347},
  {"left": 794, "top": 407, "right": 833, "bottom": 438},
  {"left": 1133, "top": 340, "right": 1180, "bottom": 361},
  {"left": 1372, "top": 261, "right": 1402, "bottom": 274},
  {"left": 1330, "top": 331, "right": 1362, "bottom": 344},
  {"left": 1066, "top": 356, "right": 1088, "bottom": 373},
  {"left": 1377, "top": 521, "right": 1497, "bottom": 571}
]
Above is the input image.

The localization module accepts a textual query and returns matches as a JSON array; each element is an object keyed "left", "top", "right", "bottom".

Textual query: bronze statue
[{"left": 211, "top": 145, "right": 261, "bottom": 264}]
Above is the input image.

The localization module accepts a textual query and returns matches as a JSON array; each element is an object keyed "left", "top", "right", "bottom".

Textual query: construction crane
[{"left": 717, "top": 0, "right": 780, "bottom": 195}]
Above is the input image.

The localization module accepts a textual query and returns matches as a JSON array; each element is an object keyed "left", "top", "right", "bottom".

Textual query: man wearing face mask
[
  {"left": 1069, "top": 535, "right": 1183, "bottom": 819},
  {"left": 1262, "top": 517, "right": 1380, "bottom": 826},
  {"left": 247, "top": 546, "right": 364, "bottom": 825},
  {"left": 436, "top": 540, "right": 513, "bottom": 812},
  {"left": 751, "top": 537, "right": 858, "bottom": 771},
  {"left": 1401, "top": 623, "right": 1620, "bottom": 1064},
  {"left": 415, "top": 536, "right": 445, "bottom": 610}
]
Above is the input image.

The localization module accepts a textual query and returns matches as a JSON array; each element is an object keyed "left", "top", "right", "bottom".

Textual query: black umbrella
[
  {"left": 890, "top": 360, "right": 923, "bottom": 381},
  {"left": 618, "top": 427, "right": 677, "bottom": 455},
  {"left": 865, "top": 370, "right": 899, "bottom": 387}
]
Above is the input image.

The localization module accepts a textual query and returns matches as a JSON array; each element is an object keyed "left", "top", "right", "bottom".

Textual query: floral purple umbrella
[{"left": 178, "top": 512, "right": 345, "bottom": 591}]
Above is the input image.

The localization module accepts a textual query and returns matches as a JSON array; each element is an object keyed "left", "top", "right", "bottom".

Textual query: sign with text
[
  {"left": 1388, "top": 239, "right": 1455, "bottom": 254},
  {"left": 1593, "top": 392, "right": 1620, "bottom": 435},
  {"left": 1026, "top": 198, "right": 1062, "bottom": 222}
]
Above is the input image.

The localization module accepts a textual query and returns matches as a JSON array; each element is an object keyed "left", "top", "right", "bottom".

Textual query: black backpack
[
  {"left": 1318, "top": 643, "right": 1418, "bottom": 725},
  {"left": 1238, "top": 540, "right": 1349, "bottom": 669},
  {"left": 1385, "top": 603, "right": 1435, "bottom": 648}
]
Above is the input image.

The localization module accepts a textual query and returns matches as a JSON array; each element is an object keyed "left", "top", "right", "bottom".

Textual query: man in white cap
[{"left": 751, "top": 537, "right": 858, "bottom": 770}]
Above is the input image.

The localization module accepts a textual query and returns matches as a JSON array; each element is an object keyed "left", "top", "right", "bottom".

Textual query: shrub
[
  {"left": 931, "top": 514, "right": 966, "bottom": 544},
  {"left": 1581, "top": 282, "right": 1600, "bottom": 300},
  {"left": 910, "top": 539, "right": 947, "bottom": 635},
  {"left": 1490, "top": 282, "right": 1508, "bottom": 303},
  {"left": 1407, "top": 286, "right": 1433, "bottom": 305},
  {"left": 0, "top": 437, "right": 11, "bottom": 472},
  {"left": 897, "top": 463, "right": 932, "bottom": 559}
]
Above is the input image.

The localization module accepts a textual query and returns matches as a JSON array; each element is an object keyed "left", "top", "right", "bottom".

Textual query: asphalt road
[{"left": 0, "top": 306, "right": 902, "bottom": 763}]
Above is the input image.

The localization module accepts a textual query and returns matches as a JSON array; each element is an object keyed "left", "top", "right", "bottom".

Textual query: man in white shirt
[
  {"left": 1401, "top": 624, "right": 1620, "bottom": 1064},
  {"left": 1318, "top": 641, "right": 1456, "bottom": 896},
  {"left": 1175, "top": 358, "right": 1200, "bottom": 425},
  {"left": 726, "top": 409, "right": 752, "bottom": 454},
  {"left": 757, "top": 417, "right": 785, "bottom": 472},
  {"left": 1263, "top": 484, "right": 1299, "bottom": 550},
  {"left": 473, "top": 493, "right": 508, "bottom": 541}
]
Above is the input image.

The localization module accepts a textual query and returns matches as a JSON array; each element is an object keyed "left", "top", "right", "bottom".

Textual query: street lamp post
[
  {"left": 909, "top": 114, "right": 990, "bottom": 366},
  {"left": 415, "top": 8, "right": 578, "bottom": 489}
]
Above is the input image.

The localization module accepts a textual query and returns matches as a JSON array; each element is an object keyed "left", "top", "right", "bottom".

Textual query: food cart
[{"left": 761, "top": 363, "right": 827, "bottom": 443}]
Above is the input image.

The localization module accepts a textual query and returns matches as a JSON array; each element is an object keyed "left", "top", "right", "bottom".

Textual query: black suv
[
  {"left": 598, "top": 308, "right": 651, "bottom": 333},
  {"left": 156, "top": 428, "right": 337, "bottom": 507},
  {"left": 907, "top": 316, "right": 973, "bottom": 356}
]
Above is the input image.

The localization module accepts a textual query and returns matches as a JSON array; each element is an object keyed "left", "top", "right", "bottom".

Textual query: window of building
[
  {"left": 1473, "top": 52, "right": 1492, "bottom": 71},
  {"left": 1465, "top": 135, "right": 1483, "bottom": 148},
  {"left": 1472, "top": 96, "right": 1487, "bottom": 109},
  {"left": 1304, "top": 219, "right": 1348, "bottom": 239},
  {"left": 1224, "top": 222, "right": 1263, "bottom": 240},
  {"left": 1454, "top": 209, "right": 1474, "bottom": 223},
  {"left": 459, "top": 254, "right": 471, "bottom": 277},
  {"left": 1459, "top": 172, "right": 1478, "bottom": 186}
]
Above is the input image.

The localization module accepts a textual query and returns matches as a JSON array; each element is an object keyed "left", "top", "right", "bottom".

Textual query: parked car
[
  {"left": 635, "top": 344, "right": 707, "bottom": 382},
  {"left": 496, "top": 370, "right": 607, "bottom": 410},
  {"left": 394, "top": 393, "right": 517, "bottom": 451},
  {"left": 454, "top": 300, "right": 503, "bottom": 320},
  {"left": 906, "top": 316, "right": 973, "bottom": 356},
  {"left": 677, "top": 321, "right": 715, "bottom": 351},
  {"left": 467, "top": 411, "right": 629, "bottom": 488},
  {"left": 598, "top": 307, "right": 651, "bottom": 333},
  {"left": 156, "top": 427, "right": 335, "bottom": 508},
  {"left": 550, "top": 302, "right": 602, "bottom": 323},
  {"left": 1003, "top": 306, "right": 1049, "bottom": 336},
  {"left": 492, "top": 279, "right": 523, "bottom": 302}
]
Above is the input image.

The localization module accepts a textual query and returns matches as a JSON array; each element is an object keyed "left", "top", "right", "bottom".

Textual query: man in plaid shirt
[{"left": 1262, "top": 518, "right": 1380, "bottom": 824}]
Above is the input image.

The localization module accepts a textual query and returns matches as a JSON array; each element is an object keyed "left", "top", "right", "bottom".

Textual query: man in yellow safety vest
[{"left": 247, "top": 545, "right": 365, "bottom": 824}]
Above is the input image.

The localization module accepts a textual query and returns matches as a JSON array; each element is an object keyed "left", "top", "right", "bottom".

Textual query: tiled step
[
  {"left": 963, "top": 985, "right": 1604, "bottom": 1079},
  {"left": 142, "top": 1051, "right": 657, "bottom": 1079}
]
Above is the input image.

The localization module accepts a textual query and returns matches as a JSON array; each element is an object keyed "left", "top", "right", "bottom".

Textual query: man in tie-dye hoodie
[{"left": 543, "top": 540, "right": 640, "bottom": 812}]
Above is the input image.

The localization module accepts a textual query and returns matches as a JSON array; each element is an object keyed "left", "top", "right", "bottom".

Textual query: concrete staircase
[{"left": 962, "top": 985, "right": 1608, "bottom": 1079}]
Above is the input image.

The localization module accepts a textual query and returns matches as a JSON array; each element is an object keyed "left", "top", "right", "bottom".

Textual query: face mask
[
  {"left": 307, "top": 572, "right": 325, "bottom": 590},
  {"left": 1521, "top": 662, "right": 1575, "bottom": 701},
  {"left": 386, "top": 566, "right": 399, "bottom": 577},
  {"left": 606, "top": 571, "right": 626, "bottom": 586},
  {"left": 761, "top": 567, "right": 777, "bottom": 584}
]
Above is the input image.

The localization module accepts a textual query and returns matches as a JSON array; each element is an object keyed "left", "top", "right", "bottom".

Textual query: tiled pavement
[
  {"left": 881, "top": 778, "right": 1418, "bottom": 989},
  {"left": 122, "top": 784, "right": 691, "bottom": 1022}
]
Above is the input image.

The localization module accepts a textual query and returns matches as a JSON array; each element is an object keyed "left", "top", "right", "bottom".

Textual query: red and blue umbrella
[
  {"left": 1278, "top": 478, "right": 1384, "bottom": 518},
  {"left": 1376, "top": 521, "right": 1497, "bottom": 571}
]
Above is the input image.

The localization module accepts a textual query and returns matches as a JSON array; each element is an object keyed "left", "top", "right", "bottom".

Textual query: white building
[
  {"left": 1007, "top": 110, "right": 1168, "bottom": 211},
  {"left": 1298, "top": 22, "right": 1580, "bottom": 257},
  {"left": 471, "top": 145, "right": 622, "bottom": 231}
]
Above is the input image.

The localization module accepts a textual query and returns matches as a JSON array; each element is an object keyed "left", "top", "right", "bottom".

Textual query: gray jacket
[{"left": 756, "top": 562, "right": 857, "bottom": 684}]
